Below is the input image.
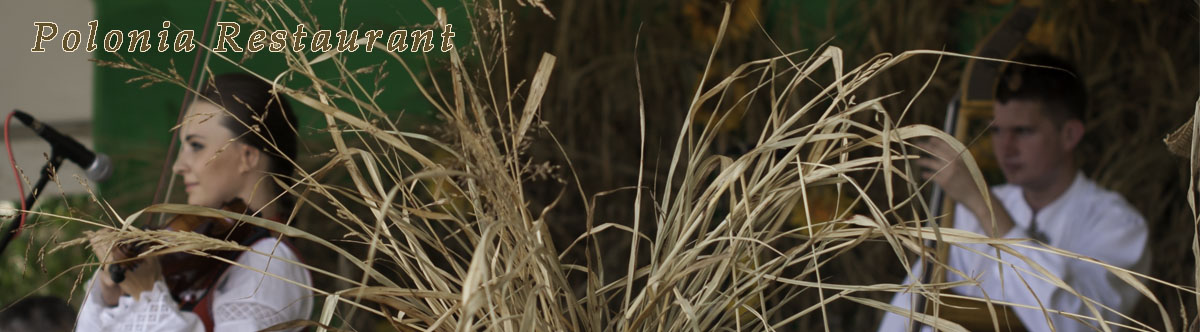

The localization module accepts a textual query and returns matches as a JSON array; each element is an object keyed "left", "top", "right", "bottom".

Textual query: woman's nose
[{"left": 172, "top": 153, "right": 187, "bottom": 174}]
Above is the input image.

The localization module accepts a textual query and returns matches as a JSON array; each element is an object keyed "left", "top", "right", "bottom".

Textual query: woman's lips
[{"left": 184, "top": 183, "right": 197, "bottom": 192}]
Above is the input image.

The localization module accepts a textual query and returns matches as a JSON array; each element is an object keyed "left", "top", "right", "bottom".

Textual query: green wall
[{"left": 93, "top": 0, "right": 464, "bottom": 214}]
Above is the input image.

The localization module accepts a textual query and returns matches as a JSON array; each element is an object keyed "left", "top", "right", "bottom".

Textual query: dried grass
[
  {"left": 5, "top": 0, "right": 1193, "bottom": 331},
  {"left": 512, "top": 0, "right": 1200, "bottom": 330}
]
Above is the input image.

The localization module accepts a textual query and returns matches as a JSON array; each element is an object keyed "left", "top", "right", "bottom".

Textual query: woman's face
[{"left": 172, "top": 101, "right": 249, "bottom": 208}]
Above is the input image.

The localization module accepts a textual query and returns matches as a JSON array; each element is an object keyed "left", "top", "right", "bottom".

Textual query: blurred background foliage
[{"left": 1, "top": 195, "right": 101, "bottom": 307}]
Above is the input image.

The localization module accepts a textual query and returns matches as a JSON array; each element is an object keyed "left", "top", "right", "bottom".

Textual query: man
[{"left": 877, "top": 53, "right": 1149, "bottom": 332}]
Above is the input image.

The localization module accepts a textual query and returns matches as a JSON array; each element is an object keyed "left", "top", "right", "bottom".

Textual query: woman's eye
[{"left": 189, "top": 142, "right": 204, "bottom": 151}]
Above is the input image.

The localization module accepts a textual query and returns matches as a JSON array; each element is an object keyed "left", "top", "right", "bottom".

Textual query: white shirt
[
  {"left": 76, "top": 237, "right": 313, "bottom": 332},
  {"left": 878, "top": 172, "right": 1149, "bottom": 332}
]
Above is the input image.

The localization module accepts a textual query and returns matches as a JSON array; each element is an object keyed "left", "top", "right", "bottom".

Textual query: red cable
[{"left": 4, "top": 112, "right": 27, "bottom": 239}]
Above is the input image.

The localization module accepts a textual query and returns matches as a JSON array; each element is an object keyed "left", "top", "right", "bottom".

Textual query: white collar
[{"left": 1006, "top": 171, "right": 1089, "bottom": 230}]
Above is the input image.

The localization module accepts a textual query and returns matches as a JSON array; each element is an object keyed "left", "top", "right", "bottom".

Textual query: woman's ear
[
  {"left": 237, "top": 143, "right": 263, "bottom": 173},
  {"left": 1060, "top": 119, "right": 1085, "bottom": 151}
]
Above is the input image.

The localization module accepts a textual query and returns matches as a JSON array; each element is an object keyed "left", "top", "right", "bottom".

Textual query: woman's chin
[{"left": 186, "top": 196, "right": 216, "bottom": 208}]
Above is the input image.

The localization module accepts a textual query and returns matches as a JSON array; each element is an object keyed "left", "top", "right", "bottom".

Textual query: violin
[{"left": 107, "top": 199, "right": 266, "bottom": 305}]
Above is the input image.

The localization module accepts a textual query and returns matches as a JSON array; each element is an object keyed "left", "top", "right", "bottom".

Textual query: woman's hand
[
  {"left": 116, "top": 254, "right": 162, "bottom": 301},
  {"left": 87, "top": 230, "right": 163, "bottom": 304}
]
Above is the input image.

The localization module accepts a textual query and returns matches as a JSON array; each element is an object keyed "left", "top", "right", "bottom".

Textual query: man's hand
[
  {"left": 915, "top": 138, "right": 986, "bottom": 210},
  {"left": 914, "top": 138, "right": 1015, "bottom": 237}
]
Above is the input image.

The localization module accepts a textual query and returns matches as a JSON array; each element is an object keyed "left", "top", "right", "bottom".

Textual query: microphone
[{"left": 11, "top": 110, "right": 112, "bottom": 182}]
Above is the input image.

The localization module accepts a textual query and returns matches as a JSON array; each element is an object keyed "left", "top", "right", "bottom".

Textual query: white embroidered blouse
[{"left": 76, "top": 237, "right": 313, "bottom": 332}]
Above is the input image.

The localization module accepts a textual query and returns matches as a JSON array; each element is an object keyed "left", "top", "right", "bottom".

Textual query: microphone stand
[{"left": 0, "top": 150, "right": 65, "bottom": 255}]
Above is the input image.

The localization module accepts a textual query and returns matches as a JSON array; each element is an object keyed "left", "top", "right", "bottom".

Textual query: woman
[{"left": 78, "top": 73, "right": 312, "bottom": 332}]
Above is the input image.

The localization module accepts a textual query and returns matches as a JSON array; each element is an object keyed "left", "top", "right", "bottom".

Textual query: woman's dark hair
[{"left": 198, "top": 73, "right": 299, "bottom": 215}]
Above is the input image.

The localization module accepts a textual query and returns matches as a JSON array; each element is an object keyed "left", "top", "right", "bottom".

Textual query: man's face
[{"left": 991, "top": 99, "right": 1073, "bottom": 190}]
